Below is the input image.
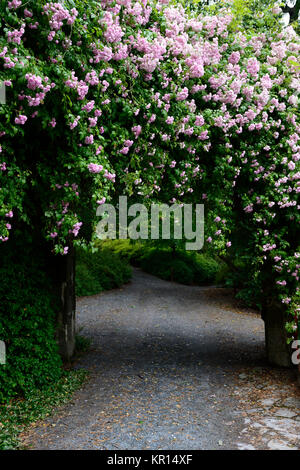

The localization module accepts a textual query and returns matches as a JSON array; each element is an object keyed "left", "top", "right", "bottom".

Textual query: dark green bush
[
  {"left": 75, "top": 246, "right": 132, "bottom": 296},
  {"left": 190, "top": 253, "right": 219, "bottom": 284},
  {"left": 94, "top": 240, "right": 220, "bottom": 285},
  {"left": 171, "top": 259, "right": 195, "bottom": 285},
  {"left": 214, "top": 260, "right": 231, "bottom": 285},
  {"left": 140, "top": 249, "right": 174, "bottom": 281},
  {"left": 97, "top": 239, "right": 144, "bottom": 266},
  {"left": 224, "top": 257, "right": 263, "bottom": 309},
  {"left": 0, "top": 244, "right": 62, "bottom": 403},
  {"left": 138, "top": 247, "right": 219, "bottom": 285},
  {"left": 75, "top": 262, "right": 102, "bottom": 297}
]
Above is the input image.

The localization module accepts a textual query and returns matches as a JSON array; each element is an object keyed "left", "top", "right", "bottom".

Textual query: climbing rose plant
[{"left": 0, "top": 0, "right": 299, "bottom": 336}]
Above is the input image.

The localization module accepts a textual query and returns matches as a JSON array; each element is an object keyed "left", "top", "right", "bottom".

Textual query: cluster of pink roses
[{"left": 0, "top": 0, "right": 299, "bottom": 331}]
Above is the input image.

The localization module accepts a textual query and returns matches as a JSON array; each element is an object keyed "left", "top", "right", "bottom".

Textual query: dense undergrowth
[
  {"left": 98, "top": 240, "right": 222, "bottom": 286},
  {"left": 0, "top": 239, "right": 62, "bottom": 403},
  {"left": 0, "top": 369, "right": 87, "bottom": 450},
  {"left": 75, "top": 245, "right": 132, "bottom": 296}
]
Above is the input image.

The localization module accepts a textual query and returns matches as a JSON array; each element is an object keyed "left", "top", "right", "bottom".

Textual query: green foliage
[
  {"left": 191, "top": 252, "right": 221, "bottom": 284},
  {"left": 229, "top": 0, "right": 252, "bottom": 30},
  {"left": 0, "top": 242, "right": 63, "bottom": 403},
  {"left": 140, "top": 249, "right": 219, "bottom": 285},
  {"left": 76, "top": 262, "right": 102, "bottom": 296},
  {"left": 75, "top": 245, "right": 132, "bottom": 296},
  {"left": 75, "top": 334, "right": 92, "bottom": 354},
  {"left": 141, "top": 251, "right": 194, "bottom": 284},
  {"left": 99, "top": 240, "right": 220, "bottom": 285},
  {"left": 221, "top": 256, "right": 263, "bottom": 309},
  {"left": 0, "top": 369, "right": 87, "bottom": 450},
  {"left": 213, "top": 259, "right": 230, "bottom": 285},
  {"left": 98, "top": 239, "right": 145, "bottom": 265},
  {"left": 0, "top": 0, "right": 299, "bottom": 333}
]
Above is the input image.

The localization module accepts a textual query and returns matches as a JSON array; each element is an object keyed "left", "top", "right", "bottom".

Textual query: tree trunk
[
  {"left": 49, "top": 246, "right": 76, "bottom": 362},
  {"left": 263, "top": 298, "right": 291, "bottom": 367}
]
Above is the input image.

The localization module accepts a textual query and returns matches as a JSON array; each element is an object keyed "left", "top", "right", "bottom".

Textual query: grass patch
[{"left": 0, "top": 369, "right": 88, "bottom": 450}]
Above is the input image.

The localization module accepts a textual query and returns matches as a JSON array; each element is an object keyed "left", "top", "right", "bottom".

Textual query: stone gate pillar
[
  {"left": 50, "top": 246, "right": 76, "bottom": 362},
  {"left": 262, "top": 298, "right": 291, "bottom": 368}
]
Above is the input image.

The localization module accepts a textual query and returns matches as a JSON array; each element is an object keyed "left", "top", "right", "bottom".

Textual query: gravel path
[{"left": 23, "top": 269, "right": 300, "bottom": 450}]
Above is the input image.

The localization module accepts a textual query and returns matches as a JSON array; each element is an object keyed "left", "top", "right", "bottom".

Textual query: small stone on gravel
[{"left": 274, "top": 409, "right": 298, "bottom": 418}]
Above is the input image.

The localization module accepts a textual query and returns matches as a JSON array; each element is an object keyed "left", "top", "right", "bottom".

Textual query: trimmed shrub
[
  {"left": 140, "top": 249, "right": 219, "bottom": 285},
  {"left": 100, "top": 241, "right": 220, "bottom": 285},
  {"left": 75, "top": 246, "right": 132, "bottom": 296},
  {"left": 75, "top": 262, "right": 102, "bottom": 297},
  {"left": 190, "top": 253, "right": 220, "bottom": 284},
  {"left": 97, "top": 240, "right": 144, "bottom": 266}
]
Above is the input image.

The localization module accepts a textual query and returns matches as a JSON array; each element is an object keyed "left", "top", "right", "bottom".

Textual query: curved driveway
[{"left": 23, "top": 269, "right": 300, "bottom": 450}]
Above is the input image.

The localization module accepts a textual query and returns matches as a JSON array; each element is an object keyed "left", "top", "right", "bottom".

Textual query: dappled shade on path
[{"left": 22, "top": 270, "right": 299, "bottom": 450}]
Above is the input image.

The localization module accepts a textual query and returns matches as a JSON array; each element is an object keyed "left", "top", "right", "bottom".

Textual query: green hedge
[
  {"left": 0, "top": 244, "right": 62, "bottom": 403},
  {"left": 98, "top": 240, "right": 220, "bottom": 285},
  {"left": 98, "top": 239, "right": 145, "bottom": 265},
  {"left": 75, "top": 246, "right": 132, "bottom": 297},
  {"left": 140, "top": 249, "right": 219, "bottom": 285}
]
